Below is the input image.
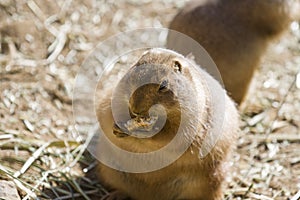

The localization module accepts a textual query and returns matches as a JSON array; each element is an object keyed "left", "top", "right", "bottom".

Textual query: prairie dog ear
[{"left": 186, "top": 53, "right": 195, "bottom": 61}]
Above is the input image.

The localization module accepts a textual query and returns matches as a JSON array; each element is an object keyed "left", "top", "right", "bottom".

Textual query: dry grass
[{"left": 0, "top": 0, "right": 299, "bottom": 199}]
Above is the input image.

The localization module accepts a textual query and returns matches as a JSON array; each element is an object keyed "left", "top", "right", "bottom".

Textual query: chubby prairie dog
[
  {"left": 96, "top": 48, "right": 239, "bottom": 200},
  {"left": 167, "top": 0, "right": 300, "bottom": 104}
]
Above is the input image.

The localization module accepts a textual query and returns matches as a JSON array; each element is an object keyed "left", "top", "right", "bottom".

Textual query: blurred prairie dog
[
  {"left": 97, "top": 48, "right": 239, "bottom": 200},
  {"left": 168, "top": 0, "right": 300, "bottom": 104}
]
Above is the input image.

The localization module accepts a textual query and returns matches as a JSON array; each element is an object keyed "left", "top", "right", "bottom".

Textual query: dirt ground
[{"left": 0, "top": 0, "right": 300, "bottom": 199}]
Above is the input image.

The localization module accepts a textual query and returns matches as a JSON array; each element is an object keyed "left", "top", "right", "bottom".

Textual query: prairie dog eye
[
  {"left": 173, "top": 60, "right": 182, "bottom": 72},
  {"left": 158, "top": 79, "right": 168, "bottom": 92}
]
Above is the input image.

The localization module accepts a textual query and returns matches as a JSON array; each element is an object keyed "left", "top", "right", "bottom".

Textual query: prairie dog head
[{"left": 111, "top": 48, "right": 204, "bottom": 140}]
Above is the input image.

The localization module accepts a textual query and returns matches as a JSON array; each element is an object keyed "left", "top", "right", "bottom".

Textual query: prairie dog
[
  {"left": 168, "top": 0, "right": 300, "bottom": 104},
  {"left": 96, "top": 48, "right": 239, "bottom": 200}
]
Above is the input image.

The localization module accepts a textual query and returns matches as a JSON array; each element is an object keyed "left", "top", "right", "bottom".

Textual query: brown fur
[
  {"left": 96, "top": 49, "right": 239, "bottom": 200},
  {"left": 168, "top": 0, "right": 300, "bottom": 104}
]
